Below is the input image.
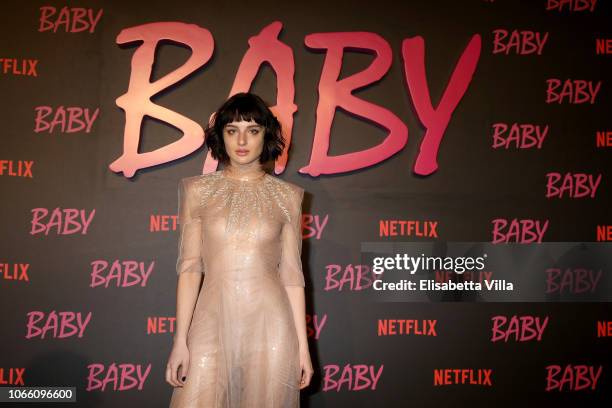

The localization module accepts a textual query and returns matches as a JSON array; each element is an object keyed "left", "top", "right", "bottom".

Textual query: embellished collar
[{"left": 221, "top": 168, "right": 267, "bottom": 182}]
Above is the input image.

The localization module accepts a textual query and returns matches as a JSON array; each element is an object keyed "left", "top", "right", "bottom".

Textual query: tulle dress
[{"left": 169, "top": 169, "right": 305, "bottom": 408}]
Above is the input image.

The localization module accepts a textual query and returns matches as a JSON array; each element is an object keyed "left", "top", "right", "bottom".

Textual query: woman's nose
[{"left": 238, "top": 132, "right": 248, "bottom": 145}]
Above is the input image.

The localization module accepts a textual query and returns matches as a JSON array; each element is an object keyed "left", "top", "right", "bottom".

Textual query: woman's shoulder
[
  {"left": 266, "top": 173, "right": 304, "bottom": 196},
  {"left": 265, "top": 174, "right": 305, "bottom": 211}
]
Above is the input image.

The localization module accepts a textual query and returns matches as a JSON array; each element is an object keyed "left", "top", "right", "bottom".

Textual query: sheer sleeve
[
  {"left": 176, "top": 178, "right": 204, "bottom": 275},
  {"left": 278, "top": 186, "right": 305, "bottom": 287}
]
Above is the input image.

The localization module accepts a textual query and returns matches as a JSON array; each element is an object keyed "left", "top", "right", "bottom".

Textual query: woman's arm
[
  {"left": 167, "top": 178, "right": 204, "bottom": 387},
  {"left": 174, "top": 177, "right": 205, "bottom": 342},
  {"left": 279, "top": 186, "right": 313, "bottom": 388},
  {"left": 283, "top": 255, "right": 314, "bottom": 390},
  {"left": 167, "top": 272, "right": 200, "bottom": 387},
  {"left": 174, "top": 272, "right": 202, "bottom": 344},
  {"left": 279, "top": 186, "right": 307, "bottom": 347},
  {"left": 284, "top": 286, "right": 308, "bottom": 351}
]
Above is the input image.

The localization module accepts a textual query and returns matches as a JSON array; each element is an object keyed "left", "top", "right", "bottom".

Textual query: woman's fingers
[
  {"left": 166, "top": 361, "right": 186, "bottom": 388},
  {"left": 166, "top": 363, "right": 179, "bottom": 387},
  {"left": 299, "top": 366, "right": 313, "bottom": 389},
  {"left": 179, "top": 359, "right": 189, "bottom": 386},
  {"left": 165, "top": 365, "right": 172, "bottom": 386}
]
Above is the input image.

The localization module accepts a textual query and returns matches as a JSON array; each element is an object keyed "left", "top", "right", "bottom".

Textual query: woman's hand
[
  {"left": 166, "top": 340, "right": 190, "bottom": 388},
  {"left": 298, "top": 346, "right": 314, "bottom": 389}
]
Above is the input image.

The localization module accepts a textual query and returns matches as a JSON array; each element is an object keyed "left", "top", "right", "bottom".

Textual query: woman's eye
[{"left": 250, "top": 129, "right": 260, "bottom": 134}]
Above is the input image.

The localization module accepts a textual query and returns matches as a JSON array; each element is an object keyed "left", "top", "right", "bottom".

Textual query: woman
[{"left": 166, "top": 92, "right": 314, "bottom": 407}]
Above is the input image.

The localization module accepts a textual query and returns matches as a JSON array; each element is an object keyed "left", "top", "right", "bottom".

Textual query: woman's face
[{"left": 222, "top": 119, "right": 265, "bottom": 166}]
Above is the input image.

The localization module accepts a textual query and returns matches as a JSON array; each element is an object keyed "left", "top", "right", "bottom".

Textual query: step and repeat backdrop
[{"left": 2, "top": 0, "right": 611, "bottom": 407}]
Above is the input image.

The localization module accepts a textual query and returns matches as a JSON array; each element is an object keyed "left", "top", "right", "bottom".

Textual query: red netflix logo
[{"left": 0, "top": 368, "right": 25, "bottom": 385}]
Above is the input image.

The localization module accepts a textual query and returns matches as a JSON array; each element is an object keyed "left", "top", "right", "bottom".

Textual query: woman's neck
[{"left": 223, "top": 161, "right": 266, "bottom": 180}]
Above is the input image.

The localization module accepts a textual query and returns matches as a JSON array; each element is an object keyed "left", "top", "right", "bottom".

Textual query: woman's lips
[{"left": 236, "top": 150, "right": 249, "bottom": 156}]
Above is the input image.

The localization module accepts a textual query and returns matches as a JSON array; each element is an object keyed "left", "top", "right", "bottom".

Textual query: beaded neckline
[{"left": 220, "top": 169, "right": 267, "bottom": 182}]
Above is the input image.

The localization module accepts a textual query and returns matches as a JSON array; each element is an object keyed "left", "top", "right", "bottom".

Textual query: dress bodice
[{"left": 175, "top": 170, "right": 305, "bottom": 287}]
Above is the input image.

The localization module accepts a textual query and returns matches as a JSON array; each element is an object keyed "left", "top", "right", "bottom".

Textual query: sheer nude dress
[{"left": 169, "top": 169, "right": 305, "bottom": 408}]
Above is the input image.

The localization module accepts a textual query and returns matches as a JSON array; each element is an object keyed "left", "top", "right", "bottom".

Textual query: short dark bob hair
[{"left": 204, "top": 92, "right": 286, "bottom": 164}]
